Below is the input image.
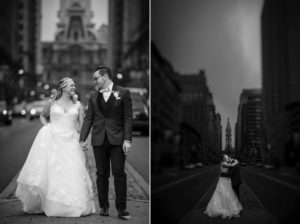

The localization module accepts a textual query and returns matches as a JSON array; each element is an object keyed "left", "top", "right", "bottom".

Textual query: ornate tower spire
[
  {"left": 225, "top": 118, "right": 232, "bottom": 151},
  {"left": 55, "top": 0, "right": 97, "bottom": 43}
]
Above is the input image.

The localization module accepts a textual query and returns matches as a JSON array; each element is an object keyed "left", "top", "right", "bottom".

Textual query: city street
[
  {"left": 0, "top": 118, "right": 149, "bottom": 192},
  {"left": 152, "top": 165, "right": 300, "bottom": 224}
]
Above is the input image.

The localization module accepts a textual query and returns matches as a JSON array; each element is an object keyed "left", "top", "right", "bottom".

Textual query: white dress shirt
[{"left": 100, "top": 82, "right": 114, "bottom": 102}]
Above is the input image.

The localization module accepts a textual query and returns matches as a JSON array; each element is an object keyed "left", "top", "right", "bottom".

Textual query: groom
[
  {"left": 79, "top": 66, "right": 133, "bottom": 220},
  {"left": 229, "top": 155, "right": 242, "bottom": 199}
]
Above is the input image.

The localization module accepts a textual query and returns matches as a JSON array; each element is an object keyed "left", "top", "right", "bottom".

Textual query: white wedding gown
[
  {"left": 204, "top": 165, "right": 243, "bottom": 218},
  {"left": 16, "top": 101, "right": 95, "bottom": 217}
]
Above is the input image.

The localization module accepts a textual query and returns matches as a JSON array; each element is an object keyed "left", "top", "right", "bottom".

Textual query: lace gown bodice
[{"left": 50, "top": 102, "right": 80, "bottom": 133}]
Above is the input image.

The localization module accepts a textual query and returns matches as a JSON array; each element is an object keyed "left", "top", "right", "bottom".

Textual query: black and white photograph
[
  {"left": 151, "top": 0, "right": 300, "bottom": 224},
  {"left": 1, "top": 0, "right": 300, "bottom": 224},
  {"left": 0, "top": 0, "right": 149, "bottom": 223}
]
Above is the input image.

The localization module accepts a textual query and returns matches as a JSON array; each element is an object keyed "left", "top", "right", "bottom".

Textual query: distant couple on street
[
  {"left": 204, "top": 154, "right": 243, "bottom": 219},
  {"left": 15, "top": 66, "right": 133, "bottom": 220}
]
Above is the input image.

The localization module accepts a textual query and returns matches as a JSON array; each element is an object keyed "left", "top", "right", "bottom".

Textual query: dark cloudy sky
[{"left": 152, "top": 0, "right": 264, "bottom": 147}]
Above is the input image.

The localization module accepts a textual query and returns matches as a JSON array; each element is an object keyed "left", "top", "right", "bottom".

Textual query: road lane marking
[
  {"left": 193, "top": 176, "right": 219, "bottom": 209},
  {"left": 242, "top": 181, "right": 266, "bottom": 209},
  {"left": 257, "top": 172, "right": 300, "bottom": 192},
  {"left": 152, "top": 166, "right": 217, "bottom": 195}
]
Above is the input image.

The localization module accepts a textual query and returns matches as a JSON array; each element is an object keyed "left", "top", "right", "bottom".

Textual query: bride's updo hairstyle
[
  {"left": 222, "top": 154, "right": 229, "bottom": 163},
  {"left": 52, "top": 77, "right": 77, "bottom": 103}
]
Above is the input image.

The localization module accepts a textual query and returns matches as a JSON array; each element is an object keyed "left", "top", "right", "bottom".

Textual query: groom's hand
[{"left": 123, "top": 140, "right": 132, "bottom": 155}]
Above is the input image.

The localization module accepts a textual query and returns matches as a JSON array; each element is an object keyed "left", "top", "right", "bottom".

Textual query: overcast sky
[
  {"left": 41, "top": 0, "right": 108, "bottom": 41},
  {"left": 152, "top": 0, "right": 264, "bottom": 147}
]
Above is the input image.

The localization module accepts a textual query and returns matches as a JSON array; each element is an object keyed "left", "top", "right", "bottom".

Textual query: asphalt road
[
  {"left": 151, "top": 165, "right": 300, "bottom": 224},
  {"left": 151, "top": 166, "right": 218, "bottom": 224},
  {"left": 242, "top": 166, "right": 300, "bottom": 223},
  {"left": 0, "top": 118, "right": 42, "bottom": 192}
]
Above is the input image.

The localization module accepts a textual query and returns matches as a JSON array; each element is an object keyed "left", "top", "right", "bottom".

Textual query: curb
[{"left": 126, "top": 162, "right": 149, "bottom": 196}]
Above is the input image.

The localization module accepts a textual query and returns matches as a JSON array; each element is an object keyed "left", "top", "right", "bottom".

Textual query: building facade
[
  {"left": 151, "top": 43, "right": 182, "bottom": 172},
  {"left": 0, "top": 0, "right": 41, "bottom": 103},
  {"left": 108, "top": 0, "right": 149, "bottom": 89},
  {"left": 42, "top": 0, "right": 108, "bottom": 104},
  {"left": 236, "top": 89, "right": 264, "bottom": 162},
  {"left": 262, "top": 0, "right": 300, "bottom": 166},
  {"left": 178, "top": 70, "right": 221, "bottom": 164}
]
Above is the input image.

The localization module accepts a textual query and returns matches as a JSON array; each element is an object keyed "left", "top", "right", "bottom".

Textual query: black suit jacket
[
  {"left": 229, "top": 160, "right": 242, "bottom": 186},
  {"left": 79, "top": 84, "right": 133, "bottom": 146}
]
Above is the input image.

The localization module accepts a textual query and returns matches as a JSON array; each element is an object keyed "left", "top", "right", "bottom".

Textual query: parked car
[
  {"left": 26, "top": 100, "right": 48, "bottom": 120},
  {"left": 184, "top": 163, "right": 196, "bottom": 170},
  {"left": 239, "top": 162, "right": 247, "bottom": 167},
  {"left": 0, "top": 100, "right": 13, "bottom": 125},
  {"left": 12, "top": 101, "right": 27, "bottom": 117},
  {"left": 194, "top": 162, "right": 204, "bottom": 168},
  {"left": 129, "top": 88, "right": 149, "bottom": 135},
  {"left": 263, "top": 164, "right": 274, "bottom": 170}
]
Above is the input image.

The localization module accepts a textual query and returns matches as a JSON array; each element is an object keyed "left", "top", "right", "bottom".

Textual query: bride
[
  {"left": 15, "top": 77, "right": 95, "bottom": 217},
  {"left": 204, "top": 154, "right": 243, "bottom": 219}
]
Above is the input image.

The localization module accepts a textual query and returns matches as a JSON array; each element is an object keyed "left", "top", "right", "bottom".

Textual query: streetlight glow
[
  {"left": 18, "top": 69, "right": 24, "bottom": 75},
  {"left": 117, "top": 73, "right": 123, "bottom": 79}
]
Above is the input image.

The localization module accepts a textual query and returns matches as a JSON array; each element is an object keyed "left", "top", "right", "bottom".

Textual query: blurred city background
[
  {"left": 0, "top": 0, "right": 149, "bottom": 135},
  {"left": 152, "top": 0, "right": 300, "bottom": 223},
  {"left": 0, "top": 0, "right": 149, "bottom": 222}
]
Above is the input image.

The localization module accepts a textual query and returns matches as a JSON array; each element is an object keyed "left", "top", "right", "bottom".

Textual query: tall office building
[
  {"left": 178, "top": 70, "right": 221, "bottom": 161},
  {"left": 236, "top": 89, "right": 264, "bottom": 160},
  {"left": 108, "top": 0, "right": 148, "bottom": 88},
  {"left": 0, "top": 0, "right": 41, "bottom": 102},
  {"left": 262, "top": 0, "right": 300, "bottom": 165},
  {"left": 151, "top": 43, "right": 181, "bottom": 171}
]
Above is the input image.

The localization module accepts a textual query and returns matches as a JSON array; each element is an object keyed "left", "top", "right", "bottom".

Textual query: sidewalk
[
  {"left": 180, "top": 178, "right": 278, "bottom": 224},
  {"left": 0, "top": 146, "right": 149, "bottom": 224}
]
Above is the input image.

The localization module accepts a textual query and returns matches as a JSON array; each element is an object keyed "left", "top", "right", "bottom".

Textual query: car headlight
[
  {"left": 30, "top": 109, "right": 36, "bottom": 115},
  {"left": 3, "top": 110, "right": 7, "bottom": 115},
  {"left": 21, "top": 109, "right": 26, "bottom": 115}
]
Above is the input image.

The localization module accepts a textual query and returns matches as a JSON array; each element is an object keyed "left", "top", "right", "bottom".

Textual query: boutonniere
[
  {"left": 112, "top": 90, "right": 121, "bottom": 100},
  {"left": 72, "top": 93, "right": 78, "bottom": 103}
]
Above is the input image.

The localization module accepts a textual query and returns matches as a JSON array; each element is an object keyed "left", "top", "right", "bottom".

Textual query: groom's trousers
[
  {"left": 232, "top": 185, "right": 240, "bottom": 199},
  {"left": 93, "top": 135, "right": 127, "bottom": 212}
]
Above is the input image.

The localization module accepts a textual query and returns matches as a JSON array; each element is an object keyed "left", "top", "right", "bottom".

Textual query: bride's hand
[{"left": 80, "top": 141, "right": 88, "bottom": 151}]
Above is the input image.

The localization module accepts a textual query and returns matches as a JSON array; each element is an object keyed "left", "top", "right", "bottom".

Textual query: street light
[
  {"left": 117, "top": 73, "right": 123, "bottom": 79},
  {"left": 18, "top": 69, "right": 24, "bottom": 75},
  {"left": 30, "top": 90, "right": 35, "bottom": 96}
]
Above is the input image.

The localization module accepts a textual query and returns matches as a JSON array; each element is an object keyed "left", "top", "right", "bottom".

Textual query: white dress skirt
[
  {"left": 15, "top": 102, "right": 95, "bottom": 217},
  {"left": 204, "top": 176, "right": 243, "bottom": 218}
]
